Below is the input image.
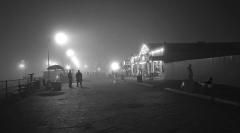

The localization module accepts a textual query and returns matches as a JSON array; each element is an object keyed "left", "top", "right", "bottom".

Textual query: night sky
[{"left": 0, "top": 0, "right": 240, "bottom": 80}]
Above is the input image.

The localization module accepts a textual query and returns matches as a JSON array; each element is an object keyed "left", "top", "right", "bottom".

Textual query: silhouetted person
[
  {"left": 76, "top": 70, "right": 83, "bottom": 88},
  {"left": 28, "top": 73, "right": 34, "bottom": 88},
  {"left": 187, "top": 64, "right": 193, "bottom": 81},
  {"left": 205, "top": 77, "right": 213, "bottom": 87},
  {"left": 68, "top": 70, "right": 73, "bottom": 88},
  {"left": 112, "top": 72, "right": 117, "bottom": 85},
  {"left": 28, "top": 73, "right": 34, "bottom": 83},
  {"left": 197, "top": 77, "right": 213, "bottom": 88},
  {"left": 60, "top": 73, "right": 64, "bottom": 82}
]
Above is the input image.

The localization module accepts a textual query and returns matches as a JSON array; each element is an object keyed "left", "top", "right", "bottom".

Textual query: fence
[{"left": 0, "top": 79, "right": 28, "bottom": 99}]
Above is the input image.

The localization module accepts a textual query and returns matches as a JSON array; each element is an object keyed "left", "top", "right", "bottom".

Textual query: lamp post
[
  {"left": 18, "top": 61, "right": 26, "bottom": 79},
  {"left": 110, "top": 62, "right": 120, "bottom": 84},
  {"left": 47, "top": 31, "right": 68, "bottom": 81},
  {"left": 111, "top": 62, "right": 120, "bottom": 72}
]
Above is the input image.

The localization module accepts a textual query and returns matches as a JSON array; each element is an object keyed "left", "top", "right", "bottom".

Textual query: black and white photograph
[{"left": 0, "top": 0, "right": 240, "bottom": 132}]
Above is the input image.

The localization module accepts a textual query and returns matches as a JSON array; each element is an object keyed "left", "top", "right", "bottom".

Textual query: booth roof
[{"left": 47, "top": 65, "right": 65, "bottom": 70}]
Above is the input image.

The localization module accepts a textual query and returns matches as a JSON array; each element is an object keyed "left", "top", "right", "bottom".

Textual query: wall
[{"left": 162, "top": 55, "right": 240, "bottom": 87}]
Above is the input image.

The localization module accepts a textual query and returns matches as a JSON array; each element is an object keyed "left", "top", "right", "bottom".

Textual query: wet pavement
[{"left": 1, "top": 77, "right": 240, "bottom": 133}]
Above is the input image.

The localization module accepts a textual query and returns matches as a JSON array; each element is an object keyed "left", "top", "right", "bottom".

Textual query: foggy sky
[{"left": 0, "top": 0, "right": 240, "bottom": 79}]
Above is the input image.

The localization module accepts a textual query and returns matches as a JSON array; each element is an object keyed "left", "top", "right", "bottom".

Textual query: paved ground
[
  {"left": 143, "top": 79, "right": 240, "bottom": 103},
  {"left": 1, "top": 77, "right": 240, "bottom": 133}
]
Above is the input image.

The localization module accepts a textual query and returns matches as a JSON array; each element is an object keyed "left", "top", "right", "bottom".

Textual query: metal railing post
[
  {"left": 18, "top": 79, "right": 21, "bottom": 94},
  {"left": 18, "top": 79, "right": 21, "bottom": 88},
  {"left": 5, "top": 80, "right": 8, "bottom": 98}
]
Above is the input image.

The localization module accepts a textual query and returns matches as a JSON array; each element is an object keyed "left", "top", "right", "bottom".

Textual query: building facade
[
  {"left": 122, "top": 42, "right": 240, "bottom": 87},
  {"left": 122, "top": 44, "right": 164, "bottom": 77}
]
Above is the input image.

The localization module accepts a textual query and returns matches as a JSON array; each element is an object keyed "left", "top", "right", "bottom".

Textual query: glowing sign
[
  {"left": 140, "top": 44, "right": 150, "bottom": 55},
  {"left": 151, "top": 47, "right": 164, "bottom": 56}
]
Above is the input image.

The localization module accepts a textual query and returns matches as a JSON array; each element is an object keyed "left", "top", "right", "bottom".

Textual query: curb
[
  {"left": 165, "top": 88, "right": 240, "bottom": 107},
  {"left": 129, "top": 81, "right": 240, "bottom": 107}
]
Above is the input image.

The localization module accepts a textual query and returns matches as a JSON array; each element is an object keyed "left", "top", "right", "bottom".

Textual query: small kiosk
[{"left": 43, "top": 65, "right": 65, "bottom": 90}]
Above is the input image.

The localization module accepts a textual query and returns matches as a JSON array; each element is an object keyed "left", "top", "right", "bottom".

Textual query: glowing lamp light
[
  {"left": 66, "top": 49, "right": 74, "bottom": 57},
  {"left": 71, "top": 56, "right": 80, "bottom": 68},
  {"left": 84, "top": 64, "right": 88, "bottom": 69},
  {"left": 54, "top": 32, "right": 68, "bottom": 45},
  {"left": 52, "top": 62, "right": 58, "bottom": 65},
  {"left": 46, "top": 60, "right": 58, "bottom": 66},
  {"left": 151, "top": 47, "right": 165, "bottom": 55},
  {"left": 65, "top": 64, "right": 71, "bottom": 70},
  {"left": 111, "top": 62, "right": 120, "bottom": 71},
  {"left": 97, "top": 67, "right": 101, "bottom": 71},
  {"left": 139, "top": 61, "right": 146, "bottom": 65},
  {"left": 19, "top": 63, "right": 25, "bottom": 69}
]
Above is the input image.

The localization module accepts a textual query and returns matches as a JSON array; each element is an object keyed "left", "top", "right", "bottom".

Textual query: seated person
[{"left": 198, "top": 77, "right": 213, "bottom": 88}]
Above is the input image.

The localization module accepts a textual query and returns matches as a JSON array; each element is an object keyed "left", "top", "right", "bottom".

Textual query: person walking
[
  {"left": 112, "top": 73, "right": 116, "bottom": 85},
  {"left": 76, "top": 70, "right": 83, "bottom": 88},
  {"left": 68, "top": 70, "right": 73, "bottom": 88}
]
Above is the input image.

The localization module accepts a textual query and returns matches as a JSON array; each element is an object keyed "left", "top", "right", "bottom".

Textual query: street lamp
[
  {"left": 111, "top": 62, "right": 120, "bottom": 71},
  {"left": 65, "top": 64, "right": 71, "bottom": 71},
  {"left": 66, "top": 49, "right": 75, "bottom": 57},
  {"left": 71, "top": 56, "right": 80, "bottom": 69},
  {"left": 54, "top": 32, "right": 68, "bottom": 46},
  {"left": 18, "top": 61, "right": 26, "bottom": 79},
  {"left": 47, "top": 31, "right": 68, "bottom": 81},
  {"left": 97, "top": 67, "right": 101, "bottom": 72},
  {"left": 19, "top": 63, "right": 25, "bottom": 69},
  {"left": 84, "top": 64, "right": 88, "bottom": 69}
]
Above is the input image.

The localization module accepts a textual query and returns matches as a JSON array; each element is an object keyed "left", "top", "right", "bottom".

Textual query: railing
[{"left": 0, "top": 79, "right": 28, "bottom": 99}]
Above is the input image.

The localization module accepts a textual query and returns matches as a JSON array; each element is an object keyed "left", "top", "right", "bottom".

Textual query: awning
[
  {"left": 148, "top": 42, "right": 240, "bottom": 63},
  {"left": 47, "top": 65, "right": 65, "bottom": 71}
]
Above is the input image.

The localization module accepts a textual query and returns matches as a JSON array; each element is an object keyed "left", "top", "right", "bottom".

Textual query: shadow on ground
[
  {"left": 82, "top": 86, "right": 91, "bottom": 89},
  {"left": 37, "top": 91, "right": 65, "bottom": 97}
]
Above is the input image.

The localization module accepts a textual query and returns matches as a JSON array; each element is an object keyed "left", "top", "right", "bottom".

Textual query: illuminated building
[{"left": 122, "top": 42, "right": 240, "bottom": 87}]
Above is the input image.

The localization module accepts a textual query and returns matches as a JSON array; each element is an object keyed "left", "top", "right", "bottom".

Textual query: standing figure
[
  {"left": 68, "top": 70, "right": 73, "bottom": 88},
  {"left": 76, "top": 70, "right": 83, "bottom": 88},
  {"left": 112, "top": 72, "right": 117, "bottom": 85},
  {"left": 187, "top": 64, "right": 193, "bottom": 81}
]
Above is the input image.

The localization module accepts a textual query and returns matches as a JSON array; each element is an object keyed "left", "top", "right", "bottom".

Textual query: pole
[
  {"left": 5, "top": 80, "right": 8, "bottom": 98},
  {"left": 48, "top": 47, "right": 50, "bottom": 82},
  {"left": 24, "top": 67, "right": 26, "bottom": 79}
]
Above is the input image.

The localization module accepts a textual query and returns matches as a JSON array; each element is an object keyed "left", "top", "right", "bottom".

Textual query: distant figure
[
  {"left": 121, "top": 73, "right": 125, "bottom": 80},
  {"left": 112, "top": 73, "right": 117, "bottom": 85},
  {"left": 68, "top": 70, "right": 73, "bottom": 88},
  {"left": 59, "top": 73, "right": 64, "bottom": 82},
  {"left": 187, "top": 64, "right": 193, "bottom": 81},
  {"left": 198, "top": 77, "right": 213, "bottom": 88},
  {"left": 42, "top": 78, "right": 46, "bottom": 86},
  {"left": 76, "top": 70, "right": 83, "bottom": 88},
  {"left": 29, "top": 73, "right": 34, "bottom": 83},
  {"left": 181, "top": 81, "right": 185, "bottom": 88}
]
